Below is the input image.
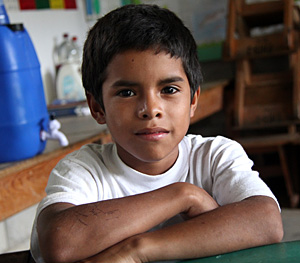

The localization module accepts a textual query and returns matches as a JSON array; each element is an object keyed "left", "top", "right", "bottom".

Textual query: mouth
[{"left": 135, "top": 127, "right": 169, "bottom": 141}]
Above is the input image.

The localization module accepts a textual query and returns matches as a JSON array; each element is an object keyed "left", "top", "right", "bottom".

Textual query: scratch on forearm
[
  {"left": 74, "top": 205, "right": 121, "bottom": 226},
  {"left": 78, "top": 217, "right": 88, "bottom": 226},
  {"left": 90, "top": 204, "right": 121, "bottom": 220},
  {"left": 74, "top": 211, "right": 89, "bottom": 226}
]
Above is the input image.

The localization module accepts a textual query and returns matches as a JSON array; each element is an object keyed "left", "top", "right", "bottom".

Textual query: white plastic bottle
[
  {"left": 52, "top": 36, "right": 60, "bottom": 74},
  {"left": 56, "top": 63, "right": 85, "bottom": 102},
  {"left": 53, "top": 33, "right": 69, "bottom": 74},
  {"left": 56, "top": 35, "right": 85, "bottom": 102},
  {"left": 68, "top": 36, "right": 81, "bottom": 63}
]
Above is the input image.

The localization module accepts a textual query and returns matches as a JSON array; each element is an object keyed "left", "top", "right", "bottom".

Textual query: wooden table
[{"left": 180, "top": 241, "right": 300, "bottom": 263}]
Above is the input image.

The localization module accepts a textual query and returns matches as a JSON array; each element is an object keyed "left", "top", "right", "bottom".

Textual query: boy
[{"left": 31, "top": 4, "right": 283, "bottom": 263}]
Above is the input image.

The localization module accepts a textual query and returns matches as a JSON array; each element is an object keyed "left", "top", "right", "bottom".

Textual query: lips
[
  {"left": 135, "top": 127, "right": 169, "bottom": 141},
  {"left": 136, "top": 127, "right": 169, "bottom": 135}
]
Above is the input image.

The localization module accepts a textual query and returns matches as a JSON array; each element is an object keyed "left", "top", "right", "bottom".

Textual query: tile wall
[{"left": 0, "top": 204, "right": 38, "bottom": 253}]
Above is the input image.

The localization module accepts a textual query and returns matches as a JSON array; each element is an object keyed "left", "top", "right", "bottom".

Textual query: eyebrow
[
  {"left": 111, "top": 76, "right": 185, "bottom": 88},
  {"left": 158, "top": 76, "right": 185, "bottom": 86},
  {"left": 111, "top": 80, "right": 138, "bottom": 88}
]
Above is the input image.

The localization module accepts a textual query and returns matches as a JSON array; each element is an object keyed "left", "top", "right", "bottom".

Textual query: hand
[
  {"left": 181, "top": 183, "right": 219, "bottom": 219},
  {"left": 77, "top": 235, "right": 146, "bottom": 263}
]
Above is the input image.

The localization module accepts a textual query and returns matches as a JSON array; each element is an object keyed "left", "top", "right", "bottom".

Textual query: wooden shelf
[
  {"left": 0, "top": 131, "right": 111, "bottom": 221},
  {"left": 190, "top": 80, "right": 228, "bottom": 124}
]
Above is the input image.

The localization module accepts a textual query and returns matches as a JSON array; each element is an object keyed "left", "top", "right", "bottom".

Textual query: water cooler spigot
[{"left": 41, "top": 115, "right": 69, "bottom": 147}]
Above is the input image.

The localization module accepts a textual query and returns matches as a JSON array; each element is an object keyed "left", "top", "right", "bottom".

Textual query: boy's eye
[
  {"left": 161, "top": 86, "right": 179, "bottom": 94},
  {"left": 117, "top": 89, "right": 135, "bottom": 97}
]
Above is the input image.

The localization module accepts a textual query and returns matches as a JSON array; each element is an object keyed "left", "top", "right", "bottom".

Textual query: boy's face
[{"left": 88, "top": 49, "right": 199, "bottom": 175}]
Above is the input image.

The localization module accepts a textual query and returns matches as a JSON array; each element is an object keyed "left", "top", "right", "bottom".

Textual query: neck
[{"left": 116, "top": 145, "right": 179, "bottom": 175}]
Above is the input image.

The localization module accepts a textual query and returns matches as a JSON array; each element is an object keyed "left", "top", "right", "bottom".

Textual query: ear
[
  {"left": 190, "top": 87, "right": 200, "bottom": 118},
  {"left": 86, "top": 92, "right": 106, "bottom": 124}
]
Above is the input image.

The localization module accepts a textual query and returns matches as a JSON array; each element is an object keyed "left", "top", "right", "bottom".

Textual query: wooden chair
[
  {"left": 224, "top": 0, "right": 300, "bottom": 127},
  {"left": 224, "top": 0, "right": 298, "bottom": 60},
  {"left": 224, "top": 0, "right": 300, "bottom": 207}
]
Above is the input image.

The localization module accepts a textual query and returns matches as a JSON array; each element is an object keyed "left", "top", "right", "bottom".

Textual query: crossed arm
[{"left": 37, "top": 182, "right": 283, "bottom": 263}]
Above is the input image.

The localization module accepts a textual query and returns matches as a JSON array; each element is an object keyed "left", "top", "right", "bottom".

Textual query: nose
[{"left": 137, "top": 93, "right": 162, "bottom": 119}]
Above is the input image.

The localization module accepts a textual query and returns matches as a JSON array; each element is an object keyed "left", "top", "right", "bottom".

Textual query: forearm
[
  {"left": 38, "top": 182, "right": 212, "bottom": 262},
  {"left": 136, "top": 196, "right": 283, "bottom": 262}
]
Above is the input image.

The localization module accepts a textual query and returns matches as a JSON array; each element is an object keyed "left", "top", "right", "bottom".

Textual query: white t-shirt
[{"left": 30, "top": 135, "right": 278, "bottom": 263}]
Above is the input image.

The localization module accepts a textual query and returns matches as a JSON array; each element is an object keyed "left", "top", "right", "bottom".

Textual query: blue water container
[{"left": 0, "top": 23, "right": 49, "bottom": 162}]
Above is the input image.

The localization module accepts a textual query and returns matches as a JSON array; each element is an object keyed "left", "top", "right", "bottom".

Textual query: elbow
[
  {"left": 263, "top": 199, "right": 284, "bottom": 244},
  {"left": 271, "top": 220, "right": 284, "bottom": 243},
  {"left": 268, "top": 220, "right": 284, "bottom": 244},
  {"left": 42, "top": 251, "right": 69, "bottom": 263},
  {"left": 39, "top": 229, "right": 74, "bottom": 263},
  {"left": 41, "top": 247, "right": 71, "bottom": 263}
]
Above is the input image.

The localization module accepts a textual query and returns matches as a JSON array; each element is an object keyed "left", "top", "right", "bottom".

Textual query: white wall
[{"left": 0, "top": 205, "right": 38, "bottom": 253}]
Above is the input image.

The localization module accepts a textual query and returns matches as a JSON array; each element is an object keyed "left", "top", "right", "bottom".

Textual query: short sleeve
[
  {"left": 36, "top": 151, "right": 100, "bottom": 215},
  {"left": 210, "top": 137, "right": 278, "bottom": 207}
]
